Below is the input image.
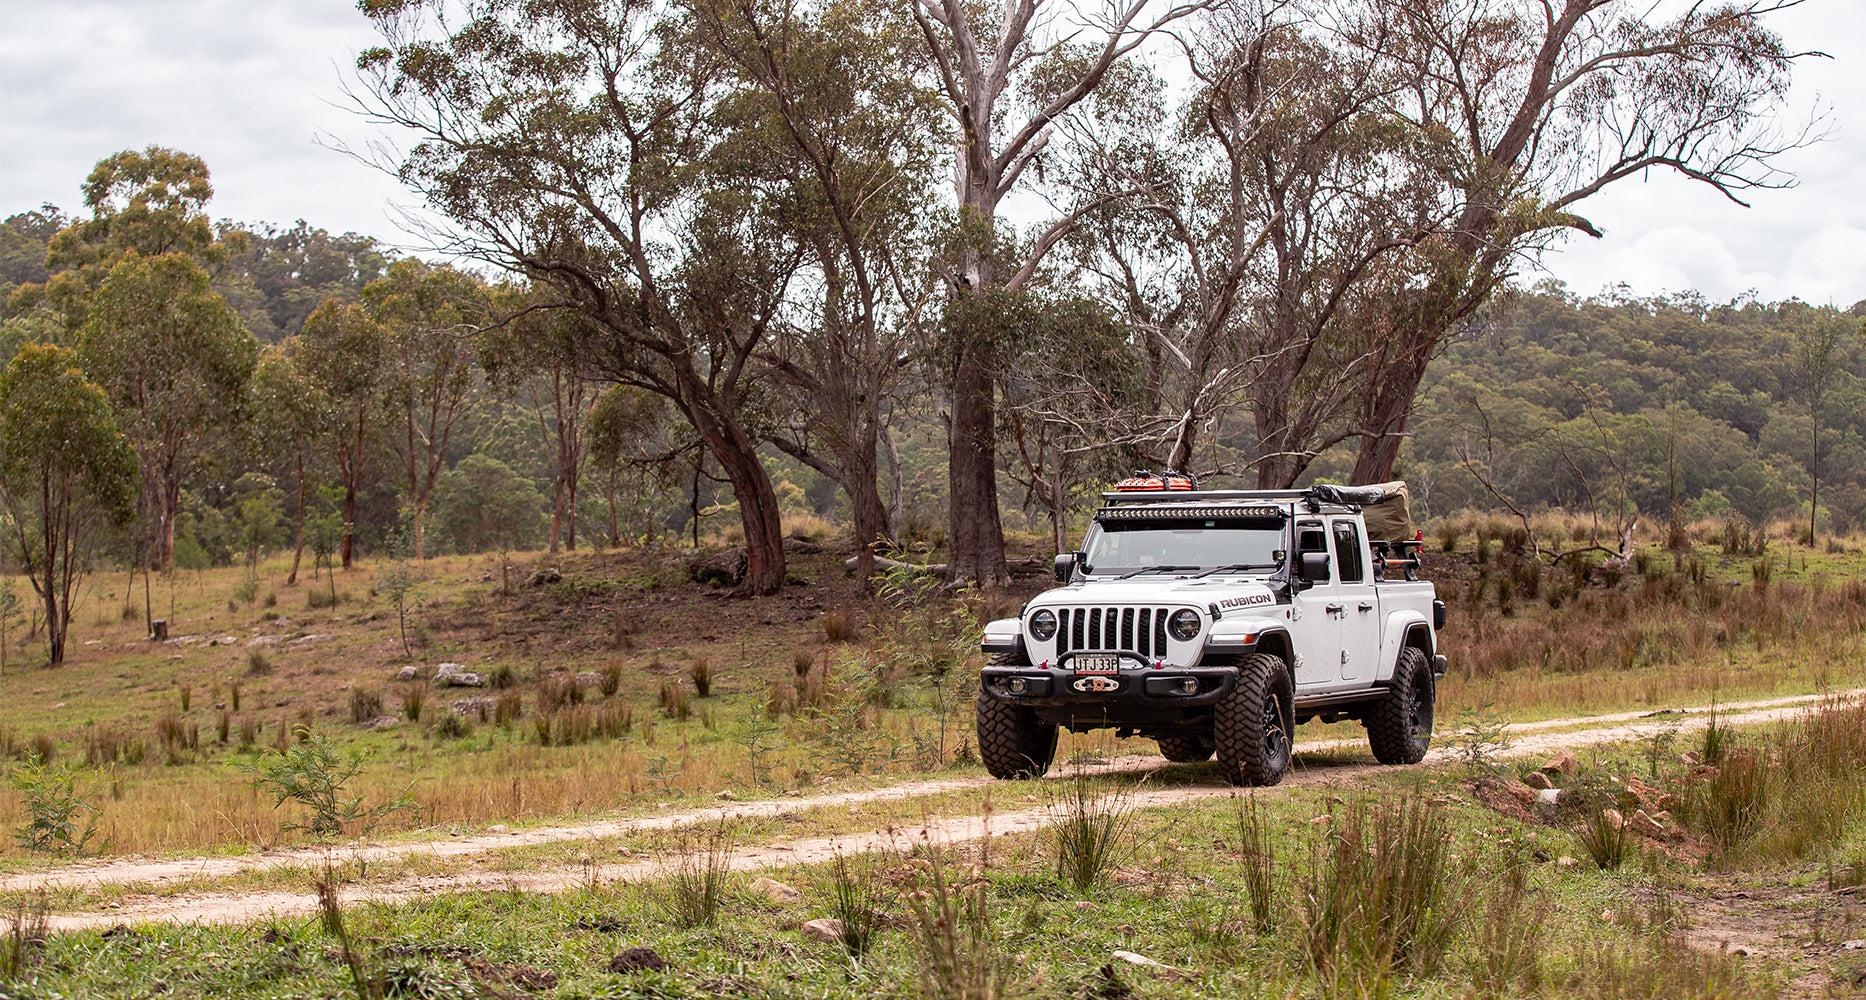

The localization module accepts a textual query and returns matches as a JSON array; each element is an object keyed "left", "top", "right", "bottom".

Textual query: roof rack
[{"left": 1098, "top": 488, "right": 1313, "bottom": 504}]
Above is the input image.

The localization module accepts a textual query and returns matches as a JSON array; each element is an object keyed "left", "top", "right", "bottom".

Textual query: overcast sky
[{"left": 1, "top": 0, "right": 1860, "bottom": 306}]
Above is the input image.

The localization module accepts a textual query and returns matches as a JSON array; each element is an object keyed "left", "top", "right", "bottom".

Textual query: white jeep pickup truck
[{"left": 977, "top": 481, "right": 1447, "bottom": 786}]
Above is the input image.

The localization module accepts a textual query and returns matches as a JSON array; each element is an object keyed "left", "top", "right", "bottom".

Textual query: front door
[{"left": 1290, "top": 522, "right": 1341, "bottom": 691}]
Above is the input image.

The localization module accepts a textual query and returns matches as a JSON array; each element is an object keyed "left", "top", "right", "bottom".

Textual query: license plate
[{"left": 1072, "top": 653, "right": 1119, "bottom": 674}]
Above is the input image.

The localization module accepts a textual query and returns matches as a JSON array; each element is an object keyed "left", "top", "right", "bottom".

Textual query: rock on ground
[
  {"left": 750, "top": 878, "right": 802, "bottom": 905},
  {"left": 800, "top": 918, "right": 845, "bottom": 942}
]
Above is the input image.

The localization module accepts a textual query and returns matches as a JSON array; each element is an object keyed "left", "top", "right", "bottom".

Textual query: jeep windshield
[{"left": 1079, "top": 517, "right": 1287, "bottom": 575}]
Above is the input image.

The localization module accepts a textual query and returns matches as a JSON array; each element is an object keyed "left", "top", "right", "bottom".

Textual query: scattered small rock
[
  {"left": 1501, "top": 782, "right": 1538, "bottom": 806},
  {"left": 608, "top": 947, "right": 668, "bottom": 973},
  {"left": 527, "top": 568, "right": 564, "bottom": 587},
  {"left": 1843, "top": 939, "right": 1866, "bottom": 950},
  {"left": 1680, "top": 750, "right": 1703, "bottom": 765},
  {"left": 800, "top": 918, "right": 845, "bottom": 942},
  {"left": 575, "top": 671, "right": 605, "bottom": 689},
  {"left": 247, "top": 635, "right": 284, "bottom": 648},
  {"left": 1523, "top": 771, "right": 1555, "bottom": 790},
  {"left": 1535, "top": 788, "right": 1562, "bottom": 806},
  {"left": 486, "top": 825, "right": 510, "bottom": 834},
  {"left": 289, "top": 633, "right": 333, "bottom": 644},
  {"left": 1629, "top": 809, "right": 1667, "bottom": 839},
  {"left": 1602, "top": 808, "right": 1625, "bottom": 831},
  {"left": 716, "top": 790, "right": 738, "bottom": 802},
  {"left": 434, "top": 663, "right": 486, "bottom": 687},
  {"left": 101, "top": 924, "right": 134, "bottom": 942},
  {"left": 1556, "top": 856, "right": 1580, "bottom": 868},
  {"left": 451, "top": 698, "right": 496, "bottom": 717},
  {"left": 1541, "top": 749, "right": 1579, "bottom": 776},
  {"left": 360, "top": 715, "right": 403, "bottom": 731},
  {"left": 750, "top": 878, "right": 802, "bottom": 905},
  {"left": 1110, "top": 950, "right": 1170, "bottom": 969},
  {"left": 395, "top": 665, "right": 420, "bottom": 682}
]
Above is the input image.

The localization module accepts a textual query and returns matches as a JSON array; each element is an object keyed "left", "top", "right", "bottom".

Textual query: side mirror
[
  {"left": 1054, "top": 553, "right": 1078, "bottom": 582},
  {"left": 1297, "top": 551, "right": 1331, "bottom": 583}
]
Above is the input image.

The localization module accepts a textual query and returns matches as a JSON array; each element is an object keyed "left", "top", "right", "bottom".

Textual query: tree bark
[{"left": 946, "top": 334, "right": 1009, "bottom": 586}]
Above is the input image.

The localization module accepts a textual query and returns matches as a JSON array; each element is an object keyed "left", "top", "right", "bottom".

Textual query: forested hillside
[{"left": 1392, "top": 287, "right": 1866, "bottom": 532}]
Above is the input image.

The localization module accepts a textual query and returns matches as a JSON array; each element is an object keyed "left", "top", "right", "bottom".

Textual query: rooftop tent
[{"left": 1313, "top": 481, "right": 1414, "bottom": 542}]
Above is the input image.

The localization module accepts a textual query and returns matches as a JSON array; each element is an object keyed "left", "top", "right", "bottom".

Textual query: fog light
[
  {"left": 1008, "top": 677, "right": 1028, "bottom": 694},
  {"left": 1178, "top": 678, "right": 1199, "bottom": 694}
]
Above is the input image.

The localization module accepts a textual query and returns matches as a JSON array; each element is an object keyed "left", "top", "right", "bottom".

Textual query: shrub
[
  {"left": 434, "top": 713, "right": 472, "bottom": 740},
  {"left": 235, "top": 728, "right": 415, "bottom": 838},
  {"left": 651, "top": 824, "right": 734, "bottom": 928},
  {"left": 689, "top": 659, "right": 713, "bottom": 698},
  {"left": 246, "top": 649, "right": 274, "bottom": 677},
  {"left": 348, "top": 687, "right": 383, "bottom": 724},
  {"left": 821, "top": 851, "right": 888, "bottom": 956},
  {"left": 7, "top": 756, "right": 101, "bottom": 855},
  {"left": 1301, "top": 796, "right": 1459, "bottom": 988},
  {"left": 495, "top": 689, "right": 523, "bottom": 726},
  {"left": 1051, "top": 776, "right": 1133, "bottom": 892},
  {"left": 598, "top": 663, "right": 622, "bottom": 698},
  {"left": 658, "top": 679, "right": 691, "bottom": 720},
  {"left": 400, "top": 685, "right": 425, "bottom": 724},
  {"left": 821, "top": 611, "right": 848, "bottom": 643}
]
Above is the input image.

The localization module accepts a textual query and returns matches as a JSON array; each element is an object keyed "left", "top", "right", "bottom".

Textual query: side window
[{"left": 1333, "top": 520, "right": 1364, "bottom": 583}]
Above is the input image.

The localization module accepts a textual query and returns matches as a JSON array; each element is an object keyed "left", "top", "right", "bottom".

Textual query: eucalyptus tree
[
  {"left": 694, "top": 0, "right": 944, "bottom": 582},
  {"left": 480, "top": 290, "right": 599, "bottom": 554},
  {"left": 909, "top": 0, "right": 1204, "bottom": 586},
  {"left": 31, "top": 148, "right": 236, "bottom": 330},
  {"left": 0, "top": 345, "right": 137, "bottom": 664},
  {"left": 1344, "top": 0, "right": 1820, "bottom": 484},
  {"left": 78, "top": 252, "right": 258, "bottom": 569},
  {"left": 299, "top": 298, "right": 386, "bottom": 568},
  {"left": 357, "top": 0, "right": 800, "bottom": 593},
  {"left": 367, "top": 260, "right": 488, "bottom": 559},
  {"left": 249, "top": 338, "right": 332, "bottom": 584}
]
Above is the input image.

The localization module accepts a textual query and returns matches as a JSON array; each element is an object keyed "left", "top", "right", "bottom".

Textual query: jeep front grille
[{"left": 1054, "top": 607, "right": 1172, "bottom": 659}]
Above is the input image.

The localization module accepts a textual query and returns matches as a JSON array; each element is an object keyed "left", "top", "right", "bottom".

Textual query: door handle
[
  {"left": 1358, "top": 602, "right": 1374, "bottom": 612},
  {"left": 1325, "top": 604, "right": 1344, "bottom": 616}
]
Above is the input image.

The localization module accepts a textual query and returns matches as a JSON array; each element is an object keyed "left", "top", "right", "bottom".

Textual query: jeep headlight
[
  {"left": 1168, "top": 609, "right": 1202, "bottom": 641},
  {"left": 1029, "top": 609, "right": 1058, "bottom": 641}
]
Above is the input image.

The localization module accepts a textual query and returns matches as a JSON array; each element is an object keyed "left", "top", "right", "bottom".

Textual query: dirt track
[{"left": 15, "top": 688, "right": 1862, "bottom": 933}]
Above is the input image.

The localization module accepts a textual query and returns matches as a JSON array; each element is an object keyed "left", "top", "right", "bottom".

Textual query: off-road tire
[
  {"left": 1214, "top": 653, "right": 1294, "bottom": 786},
  {"left": 1154, "top": 734, "right": 1215, "bottom": 763},
  {"left": 977, "top": 653, "right": 1057, "bottom": 779},
  {"left": 1367, "top": 646, "right": 1434, "bottom": 764}
]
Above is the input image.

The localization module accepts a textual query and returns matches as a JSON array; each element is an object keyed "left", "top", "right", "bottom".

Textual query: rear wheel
[
  {"left": 1154, "top": 734, "right": 1215, "bottom": 763},
  {"left": 1214, "top": 653, "right": 1293, "bottom": 786},
  {"left": 1367, "top": 646, "right": 1434, "bottom": 764}
]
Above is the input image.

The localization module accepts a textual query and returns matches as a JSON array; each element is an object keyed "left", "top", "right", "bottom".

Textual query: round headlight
[
  {"left": 1168, "top": 609, "right": 1202, "bottom": 641},
  {"left": 1029, "top": 609, "right": 1058, "bottom": 641}
]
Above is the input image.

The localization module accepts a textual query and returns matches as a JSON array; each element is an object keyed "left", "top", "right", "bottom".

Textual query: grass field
[
  {"left": 0, "top": 514, "right": 1861, "bottom": 859},
  {"left": 0, "top": 512, "right": 1863, "bottom": 996}
]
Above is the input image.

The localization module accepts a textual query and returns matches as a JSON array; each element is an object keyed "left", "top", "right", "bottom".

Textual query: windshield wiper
[
  {"left": 1193, "top": 563, "right": 1274, "bottom": 578},
  {"left": 1116, "top": 564, "right": 1200, "bottom": 579}
]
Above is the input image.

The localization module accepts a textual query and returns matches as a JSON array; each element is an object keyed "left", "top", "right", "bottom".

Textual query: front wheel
[
  {"left": 1367, "top": 646, "right": 1434, "bottom": 764},
  {"left": 976, "top": 687, "right": 1058, "bottom": 779},
  {"left": 1214, "top": 653, "right": 1294, "bottom": 786}
]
